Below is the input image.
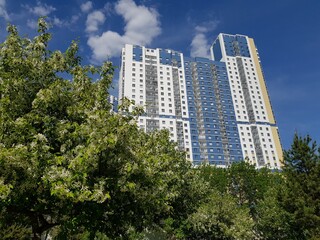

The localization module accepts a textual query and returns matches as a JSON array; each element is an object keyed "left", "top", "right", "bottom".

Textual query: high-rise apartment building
[
  {"left": 119, "top": 33, "right": 283, "bottom": 168},
  {"left": 108, "top": 95, "right": 118, "bottom": 112}
]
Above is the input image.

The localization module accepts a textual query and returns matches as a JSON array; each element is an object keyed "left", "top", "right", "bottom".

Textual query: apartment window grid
[{"left": 120, "top": 34, "right": 283, "bottom": 169}]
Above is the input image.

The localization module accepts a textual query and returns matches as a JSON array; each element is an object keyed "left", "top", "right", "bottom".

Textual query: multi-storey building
[
  {"left": 108, "top": 95, "right": 118, "bottom": 112},
  {"left": 211, "top": 34, "right": 283, "bottom": 168},
  {"left": 119, "top": 45, "right": 194, "bottom": 161},
  {"left": 119, "top": 33, "right": 283, "bottom": 168}
]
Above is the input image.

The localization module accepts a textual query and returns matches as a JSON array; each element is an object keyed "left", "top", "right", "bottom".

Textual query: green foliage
[
  {"left": 198, "top": 164, "right": 228, "bottom": 193},
  {"left": 227, "top": 162, "right": 275, "bottom": 218},
  {"left": 255, "top": 185, "right": 293, "bottom": 240},
  {"left": 0, "top": 222, "right": 31, "bottom": 239},
  {"left": 187, "top": 190, "right": 254, "bottom": 240},
  {"left": 1, "top": 19, "right": 319, "bottom": 240},
  {"left": 280, "top": 134, "right": 320, "bottom": 239},
  {"left": 0, "top": 19, "right": 192, "bottom": 239},
  {"left": 158, "top": 169, "right": 209, "bottom": 239}
]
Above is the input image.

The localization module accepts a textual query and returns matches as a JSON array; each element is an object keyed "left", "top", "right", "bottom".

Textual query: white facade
[
  {"left": 119, "top": 44, "right": 193, "bottom": 159},
  {"left": 211, "top": 34, "right": 283, "bottom": 168},
  {"left": 119, "top": 34, "right": 283, "bottom": 168}
]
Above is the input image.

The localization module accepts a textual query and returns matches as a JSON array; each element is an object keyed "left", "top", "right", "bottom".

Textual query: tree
[
  {"left": 279, "top": 134, "right": 320, "bottom": 239},
  {"left": 198, "top": 164, "right": 229, "bottom": 193},
  {"left": 157, "top": 168, "right": 210, "bottom": 239},
  {"left": 197, "top": 162, "right": 289, "bottom": 239},
  {"left": 214, "top": 161, "right": 274, "bottom": 221},
  {"left": 255, "top": 183, "right": 293, "bottom": 239},
  {"left": 186, "top": 190, "right": 254, "bottom": 240},
  {"left": 0, "top": 19, "right": 193, "bottom": 239}
]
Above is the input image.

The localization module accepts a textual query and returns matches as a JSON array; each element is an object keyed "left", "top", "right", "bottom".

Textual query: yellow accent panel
[
  {"left": 248, "top": 38, "right": 275, "bottom": 124},
  {"left": 271, "top": 126, "right": 283, "bottom": 164}
]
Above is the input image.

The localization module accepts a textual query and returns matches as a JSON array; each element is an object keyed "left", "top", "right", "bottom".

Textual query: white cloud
[
  {"left": 195, "top": 26, "right": 208, "bottom": 33},
  {"left": 103, "top": 2, "right": 113, "bottom": 15},
  {"left": 71, "top": 15, "right": 80, "bottom": 24},
  {"left": 87, "top": 0, "right": 161, "bottom": 62},
  {"left": 25, "top": 1, "right": 56, "bottom": 16},
  {"left": 115, "top": 0, "right": 160, "bottom": 44},
  {"left": 51, "top": 15, "right": 82, "bottom": 28},
  {"left": 190, "top": 33, "right": 210, "bottom": 58},
  {"left": 0, "top": 0, "right": 9, "bottom": 20},
  {"left": 52, "top": 16, "right": 65, "bottom": 27},
  {"left": 190, "top": 21, "right": 219, "bottom": 58},
  {"left": 88, "top": 31, "right": 124, "bottom": 60},
  {"left": 27, "top": 19, "right": 38, "bottom": 29},
  {"left": 85, "top": 10, "right": 105, "bottom": 33},
  {"left": 81, "top": 1, "right": 93, "bottom": 13}
]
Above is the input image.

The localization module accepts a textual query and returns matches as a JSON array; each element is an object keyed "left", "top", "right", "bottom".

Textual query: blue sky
[{"left": 0, "top": 0, "right": 319, "bottom": 150}]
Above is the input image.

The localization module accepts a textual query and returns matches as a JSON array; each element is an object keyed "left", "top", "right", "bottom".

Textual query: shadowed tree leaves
[
  {"left": 1, "top": 18, "right": 320, "bottom": 240},
  {"left": 186, "top": 189, "right": 254, "bottom": 240},
  {"left": 280, "top": 134, "right": 320, "bottom": 239},
  {"left": 0, "top": 19, "right": 194, "bottom": 239}
]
